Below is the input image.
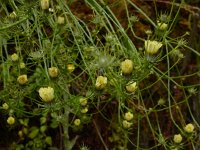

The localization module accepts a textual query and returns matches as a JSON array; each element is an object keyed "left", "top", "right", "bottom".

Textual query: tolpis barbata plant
[{"left": 0, "top": 0, "right": 199, "bottom": 150}]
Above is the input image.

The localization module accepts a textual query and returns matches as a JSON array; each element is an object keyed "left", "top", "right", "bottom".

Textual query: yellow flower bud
[
  {"left": 126, "top": 81, "right": 137, "bottom": 93},
  {"left": 20, "top": 62, "right": 26, "bottom": 69},
  {"left": 18, "top": 130, "right": 23, "bottom": 138},
  {"left": 9, "top": 11, "right": 17, "bottom": 18},
  {"left": 124, "top": 112, "right": 133, "bottom": 121},
  {"left": 157, "top": 98, "right": 166, "bottom": 106},
  {"left": 145, "top": 40, "right": 163, "bottom": 55},
  {"left": 184, "top": 123, "right": 194, "bottom": 133},
  {"left": 48, "top": 8, "right": 54, "bottom": 12},
  {"left": 95, "top": 76, "right": 107, "bottom": 90},
  {"left": 11, "top": 53, "right": 19, "bottom": 61},
  {"left": 120, "top": 59, "right": 133, "bottom": 74},
  {"left": 74, "top": 119, "right": 81, "bottom": 126},
  {"left": 173, "top": 134, "right": 182, "bottom": 143},
  {"left": 48, "top": 67, "right": 59, "bottom": 78},
  {"left": 7, "top": 116, "right": 15, "bottom": 125},
  {"left": 81, "top": 107, "right": 88, "bottom": 113},
  {"left": 39, "top": 87, "right": 54, "bottom": 102},
  {"left": 17, "top": 75, "right": 28, "bottom": 85},
  {"left": 41, "top": 0, "right": 49, "bottom": 10},
  {"left": 157, "top": 22, "right": 168, "bottom": 30},
  {"left": 145, "top": 30, "right": 152, "bottom": 35},
  {"left": 57, "top": 16, "right": 65, "bottom": 24},
  {"left": 2, "top": 103, "right": 9, "bottom": 110},
  {"left": 122, "top": 120, "right": 132, "bottom": 129},
  {"left": 67, "top": 64, "right": 75, "bottom": 73},
  {"left": 79, "top": 97, "right": 88, "bottom": 106},
  {"left": 23, "top": 128, "right": 28, "bottom": 135}
]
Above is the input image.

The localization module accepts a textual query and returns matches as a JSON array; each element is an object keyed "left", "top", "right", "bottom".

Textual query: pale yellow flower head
[
  {"left": 124, "top": 112, "right": 133, "bottom": 121},
  {"left": 120, "top": 59, "right": 133, "bottom": 74},
  {"left": 11, "top": 53, "right": 19, "bottom": 61},
  {"left": 122, "top": 120, "right": 132, "bottom": 129},
  {"left": 48, "top": 67, "right": 59, "bottom": 78},
  {"left": 173, "top": 134, "right": 182, "bottom": 143},
  {"left": 74, "top": 119, "right": 81, "bottom": 126},
  {"left": 7, "top": 116, "right": 15, "bottom": 125},
  {"left": 39, "top": 86, "right": 54, "bottom": 102},
  {"left": 79, "top": 97, "right": 88, "bottom": 106},
  {"left": 184, "top": 123, "right": 194, "bottom": 133},
  {"left": 17, "top": 75, "right": 28, "bottom": 85},
  {"left": 2, "top": 103, "right": 9, "bottom": 110},
  {"left": 145, "top": 40, "right": 163, "bottom": 55},
  {"left": 41, "top": 0, "right": 49, "bottom": 10},
  {"left": 57, "top": 16, "right": 65, "bottom": 24},
  {"left": 95, "top": 76, "right": 107, "bottom": 90},
  {"left": 67, "top": 64, "right": 75, "bottom": 73},
  {"left": 126, "top": 81, "right": 137, "bottom": 93}
]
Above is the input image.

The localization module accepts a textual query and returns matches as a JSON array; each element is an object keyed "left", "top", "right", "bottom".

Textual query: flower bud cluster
[
  {"left": 120, "top": 59, "right": 138, "bottom": 94},
  {"left": 172, "top": 123, "right": 195, "bottom": 145},
  {"left": 79, "top": 97, "right": 89, "bottom": 114},
  {"left": 122, "top": 112, "right": 134, "bottom": 129}
]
